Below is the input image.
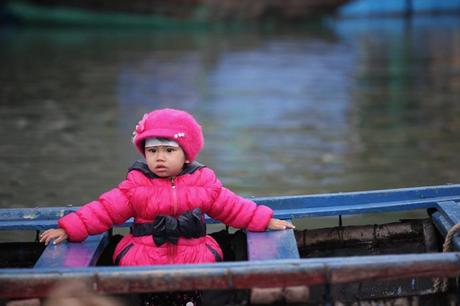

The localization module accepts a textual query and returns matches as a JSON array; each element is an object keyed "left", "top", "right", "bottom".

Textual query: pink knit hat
[{"left": 132, "top": 108, "right": 204, "bottom": 161}]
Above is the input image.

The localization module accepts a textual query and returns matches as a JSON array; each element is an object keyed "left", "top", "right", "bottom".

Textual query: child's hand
[
  {"left": 267, "top": 218, "right": 295, "bottom": 230},
  {"left": 39, "top": 228, "right": 68, "bottom": 245}
]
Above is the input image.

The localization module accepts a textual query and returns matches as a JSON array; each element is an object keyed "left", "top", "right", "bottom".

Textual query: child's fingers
[
  {"left": 52, "top": 238, "right": 60, "bottom": 245},
  {"left": 42, "top": 236, "right": 51, "bottom": 245},
  {"left": 277, "top": 221, "right": 287, "bottom": 229},
  {"left": 39, "top": 232, "right": 49, "bottom": 243},
  {"left": 53, "top": 235, "right": 67, "bottom": 244},
  {"left": 276, "top": 220, "right": 295, "bottom": 230},
  {"left": 48, "top": 236, "right": 59, "bottom": 245},
  {"left": 39, "top": 230, "right": 64, "bottom": 245},
  {"left": 39, "top": 230, "right": 52, "bottom": 241},
  {"left": 267, "top": 218, "right": 296, "bottom": 230}
]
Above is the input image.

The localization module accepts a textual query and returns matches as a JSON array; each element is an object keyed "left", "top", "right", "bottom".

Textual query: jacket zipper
[
  {"left": 170, "top": 176, "right": 177, "bottom": 215},
  {"left": 169, "top": 176, "right": 178, "bottom": 263}
]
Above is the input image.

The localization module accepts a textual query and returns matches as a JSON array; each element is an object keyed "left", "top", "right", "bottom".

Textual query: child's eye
[
  {"left": 147, "top": 148, "right": 157, "bottom": 153},
  {"left": 166, "top": 148, "right": 175, "bottom": 153}
]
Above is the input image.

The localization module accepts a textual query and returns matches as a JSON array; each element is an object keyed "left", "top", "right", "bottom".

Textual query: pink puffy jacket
[{"left": 58, "top": 161, "right": 273, "bottom": 266}]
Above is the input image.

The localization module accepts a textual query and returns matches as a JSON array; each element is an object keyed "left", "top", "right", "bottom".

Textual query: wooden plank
[
  {"left": 0, "top": 207, "right": 74, "bottom": 221},
  {"left": 1, "top": 253, "right": 460, "bottom": 298},
  {"left": 34, "top": 233, "right": 109, "bottom": 268},
  {"left": 0, "top": 207, "right": 74, "bottom": 230},
  {"left": 0, "top": 216, "right": 134, "bottom": 231},
  {"left": 247, "top": 223, "right": 299, "bottom": 261},
  {"left": 0, "top": 220, "right": 58, "bottom": 231}
]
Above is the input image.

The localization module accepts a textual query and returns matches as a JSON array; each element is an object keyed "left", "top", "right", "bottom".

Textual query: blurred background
[{"left": 0, "top": 0, "right": 460, "bottom": 209}]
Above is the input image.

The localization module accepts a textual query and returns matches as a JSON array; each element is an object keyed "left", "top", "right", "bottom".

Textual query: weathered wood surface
[
  {"left": 2, "top": 184, "right": 460, "bottom": 230},
  {"left": 297, "top": 219, "right": 439, "bottom": 257},
  {"left": 297, "top": 220, "right": 423, "bottom": 246},
  {"left": 0, "top": 207, "right": 133, "bottom": 230},
  {"left": 1, "top": 253, "right": 460, "bottom": 298},
  {"left": 33, "top": 233, "right": 108, "bottom": 268},
  {"left": 292, "top": 219, "right": 443, "bottom": 302}
]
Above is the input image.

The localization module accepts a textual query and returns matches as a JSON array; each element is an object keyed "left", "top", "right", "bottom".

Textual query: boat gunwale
[
  {"left": 1, "top": 183, "right": 460, "bottom": 229},
  {"left": 1, "top": 252, "right": 460, "bottom": 298}
]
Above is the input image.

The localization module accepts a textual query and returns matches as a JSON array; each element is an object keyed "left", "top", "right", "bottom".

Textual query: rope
[
  {"left": 442, "top": 223, "right": 460, "bottom": 252},
  {"left": 433, "top": 222, "right": 460, "bottom": 292}
]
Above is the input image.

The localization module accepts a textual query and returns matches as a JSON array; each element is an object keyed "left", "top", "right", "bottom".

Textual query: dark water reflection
[{"left": 1, "top": 16, "right": 460, "bottom": 209}]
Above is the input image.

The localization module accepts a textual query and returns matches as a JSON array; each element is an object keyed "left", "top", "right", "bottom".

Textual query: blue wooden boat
[
  {"left": 1, "top": 184, "right": 460, "bottom": 305},
  {"left": 3, "top": 0, "right": 352, "bottom": 28}
]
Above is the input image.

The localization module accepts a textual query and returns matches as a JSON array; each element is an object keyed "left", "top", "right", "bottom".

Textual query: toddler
[{"left": 40, "top": 108, "right": 294, "bottom": 266}]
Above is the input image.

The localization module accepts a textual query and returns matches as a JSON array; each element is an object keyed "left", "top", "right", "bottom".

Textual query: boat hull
[{"left": 4, "top": 0, "right": 352, "bottom": 28}]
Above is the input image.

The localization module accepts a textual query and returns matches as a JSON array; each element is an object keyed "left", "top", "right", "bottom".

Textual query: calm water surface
[{"left": 1, "top": 16, "right": 460, "bottom": 210}]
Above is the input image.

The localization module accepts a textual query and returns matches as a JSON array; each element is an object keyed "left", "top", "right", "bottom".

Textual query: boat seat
[
  {"left": 246, "top": 220, "right": 308, "bottom": 304},
  {"left": 34, "top": 232, "right": 109, "bottom": 268}
]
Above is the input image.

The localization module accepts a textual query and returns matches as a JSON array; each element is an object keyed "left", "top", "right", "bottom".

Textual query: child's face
[{"left": 145, "top": 145, "right": 187, "bottom": 178}]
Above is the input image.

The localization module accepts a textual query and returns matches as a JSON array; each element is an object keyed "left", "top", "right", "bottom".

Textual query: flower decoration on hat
[
  {"left": 174, "top": 132, "right": 186, "bottom": 139},
  {"left": 132, "top": 113, "right": 148, "bottom": 142},
  {"left": 136, "top": 113, "right": 148, "bottom": 133}
]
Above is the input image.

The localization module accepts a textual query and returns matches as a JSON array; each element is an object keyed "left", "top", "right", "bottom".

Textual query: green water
[{"left": 1, "top": 16, "right": 460, "bottom": 210}]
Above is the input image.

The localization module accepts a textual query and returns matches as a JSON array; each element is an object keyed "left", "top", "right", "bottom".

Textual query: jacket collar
[{"left": 129, "top": 160, "right": 206, "bottom": 179}]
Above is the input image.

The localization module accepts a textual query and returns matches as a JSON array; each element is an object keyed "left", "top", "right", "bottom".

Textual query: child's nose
[{"left": 155, "top": 149, "right": 166, "bottom": 160}]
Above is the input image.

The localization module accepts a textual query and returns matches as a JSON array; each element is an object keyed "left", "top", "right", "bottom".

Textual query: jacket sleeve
[
  {"left": 201, "top": 168, "right": 273, "bottom": 232},
  {"left": 58, "top": 176, "right": 136, "bottom": 242}
]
